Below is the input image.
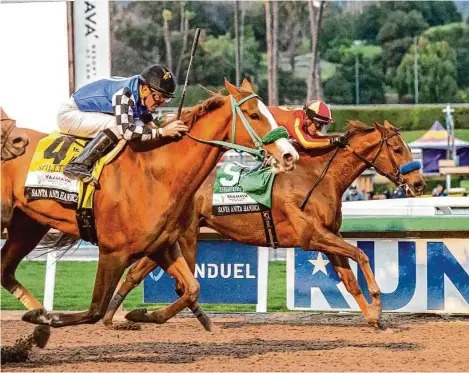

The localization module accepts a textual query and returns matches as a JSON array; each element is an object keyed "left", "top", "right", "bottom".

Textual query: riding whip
[{"left": 177, "top": 28, "right": 201, "bottom": 120}]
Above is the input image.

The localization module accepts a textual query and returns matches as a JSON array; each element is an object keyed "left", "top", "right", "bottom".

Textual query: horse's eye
[
  {"left": 250, "top": 113, "right": 260, "bottom": 120},
  {"left": 393, "top": 146, "right": 403, "bottom": 155}
]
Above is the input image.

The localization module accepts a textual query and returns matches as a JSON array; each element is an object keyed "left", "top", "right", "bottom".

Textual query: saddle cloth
[
  {"left": 24, "top": 131, "right": 125, "bottom": 208},
  {"left": 212, "top": 161, "right": 276, "bottom": 216}
]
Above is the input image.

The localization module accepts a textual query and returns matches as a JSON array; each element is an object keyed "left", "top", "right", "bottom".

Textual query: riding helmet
[
  {"left": 304, "top": 100, "right": 333, "bottom": 124},
  {"left": 139, "top": 65, "right": 176, "bottom": 98}
]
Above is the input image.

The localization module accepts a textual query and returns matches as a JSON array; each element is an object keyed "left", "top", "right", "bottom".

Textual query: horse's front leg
[
  {"left": 23, "top": 249, "right": 132, "bottom": 328},
  {"left": 306, "top": 228, "right": 382, "bottom": 328},
  {"left": 326, "top": 253, "right": 372, "bottom": 324}
]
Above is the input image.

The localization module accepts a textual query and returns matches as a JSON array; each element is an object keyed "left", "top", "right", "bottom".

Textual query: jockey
[
  {"left": 58, "top": 64, "right": 189, "bottom": 181},
  {"left": 270, "top": 100, "right": 344, "bottom": 149}
]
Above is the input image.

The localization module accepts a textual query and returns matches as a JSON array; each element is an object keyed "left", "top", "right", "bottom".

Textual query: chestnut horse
[
  {"left": 0, "top": 79, "right": 299, "bottom": 333},
  {"left": 103, "top": 119, "right": 425, "bottom": 330}
]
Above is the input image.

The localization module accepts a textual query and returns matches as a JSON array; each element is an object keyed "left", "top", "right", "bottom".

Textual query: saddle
[{"left": 24, "top": 131, "right": 125, "bottom": 244}]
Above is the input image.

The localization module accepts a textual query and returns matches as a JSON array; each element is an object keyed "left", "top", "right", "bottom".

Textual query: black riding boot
[{"left": 63, "top": 130, "right": 118, "bottom": 181}]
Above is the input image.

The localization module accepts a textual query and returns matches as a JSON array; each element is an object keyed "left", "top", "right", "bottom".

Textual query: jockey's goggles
[
  {"left": 150, "top": 89, "right": 172, "bottom": 103},
  {"left": 311, "top": 116, "right": 333, "bottom": 125}
]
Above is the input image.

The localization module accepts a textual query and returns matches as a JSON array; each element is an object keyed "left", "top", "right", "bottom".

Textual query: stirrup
[
  {"left": 63, "top": 164, "right": 91, "bottom": 180},
  {"left": 82, "top": 175, "right": 100, "bottom": 188}
]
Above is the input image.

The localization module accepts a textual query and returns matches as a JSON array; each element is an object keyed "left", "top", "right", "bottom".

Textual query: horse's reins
[
  {"left": 345, "top": 130, "right": 405, "bottom": 186},
  {"left": 1, "top": 120, "right": 15, "bottom": 148},
  {"left": 184, "top": 93, "right": 289, "bottom": 160},
  {"left": 300, "top": 129, "right": 413, "bottom": 210},
  {"left": 299, "top": 146, "right": 341, "bottom": 210}
]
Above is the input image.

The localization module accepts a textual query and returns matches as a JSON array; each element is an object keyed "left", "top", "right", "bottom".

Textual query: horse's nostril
[
  {"left": 283, "top": 153, "right": 294, "bottom": 163},
  {"left": 414, "top": 180, "right": 426, "bottom": 191},
  {"left": 12, "top": 137, "right": 24, "bottom": 145}
]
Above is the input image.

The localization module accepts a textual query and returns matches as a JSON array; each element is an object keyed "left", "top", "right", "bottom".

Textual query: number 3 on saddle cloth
[{"left": 24, "top": 131, "right": 126, "bottom": 244}]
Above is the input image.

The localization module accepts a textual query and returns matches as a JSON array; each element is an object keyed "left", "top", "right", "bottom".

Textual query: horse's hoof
[
  {"left": 125, "top": 308, "right": 149, "bottom": 322},
  {"left": 198, "top": 314, "right": 215, "bottom": 332},
  {"left": 367, "top": 318, "right": 380, "bottom": 329},
  {"left": 22, "top": 308, "right": 49, "bottom": 326},
  {"left": 32, "top": 325, "right": 51, "bottom": 348}
]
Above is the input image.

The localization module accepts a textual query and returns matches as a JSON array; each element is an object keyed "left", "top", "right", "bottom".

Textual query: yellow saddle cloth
[{"left": 24, "top": 131, "right": 125, "bottom": 209}]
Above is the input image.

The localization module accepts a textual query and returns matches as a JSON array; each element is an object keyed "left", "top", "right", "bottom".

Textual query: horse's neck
[
  {"left": 332, "top": 149, "right": 370, "bottom": 195},
  {"left": 302, "top": 134, "right": 378, "bottom": 196},
  {"left": 136, "top": 102, "right": 232, "bottom": 204}
]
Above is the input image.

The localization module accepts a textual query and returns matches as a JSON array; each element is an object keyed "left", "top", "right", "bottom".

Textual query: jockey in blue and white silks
[{"left": 57, "top": 64, "right": 189, "bottom": 181}]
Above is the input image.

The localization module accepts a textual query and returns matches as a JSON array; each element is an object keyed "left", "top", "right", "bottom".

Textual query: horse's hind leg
[
  {"left": 1, "top": 208, "right": 49, "bottom": 311},
  {"left": 327, "top": 253, "right": 373, "bottom": 324},
  {"left": 1, "top": 208, "right": 51, "bottom": 347},
  {"left": 22, "top": 249, "right": 132, "bottom": 327},
  {"left": 306, "top": 228, "right": 382, "bottom": 328},
  {"left": 106, "top": 242, "right": 213, "bottom": 331},
  {"left": 126, "top": 243, "right": 200, "bottom": 324},
  {"left": 103, "top": 256, "right": 158, "bottom": 326}
]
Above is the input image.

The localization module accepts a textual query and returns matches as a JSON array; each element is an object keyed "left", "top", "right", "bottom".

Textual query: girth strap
[{"left": 261, "top": 209, "right": 279, "bottom": 249}]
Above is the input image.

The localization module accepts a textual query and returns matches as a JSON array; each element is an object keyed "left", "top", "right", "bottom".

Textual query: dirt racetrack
[{"left": 1, "top": 311, "right": 468, "bottom": 372}]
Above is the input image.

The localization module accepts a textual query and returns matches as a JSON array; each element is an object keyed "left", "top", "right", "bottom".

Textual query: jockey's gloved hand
[
  {"left": 161, "top": 120, "right": 189, "bottom": 138},
  {"left": 331, "top": 136, "right": 347, "bottom": 148}
]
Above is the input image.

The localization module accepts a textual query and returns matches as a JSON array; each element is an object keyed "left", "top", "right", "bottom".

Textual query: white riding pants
[{"left": 57, "top": 98, "right": 122, "bottom": 139}]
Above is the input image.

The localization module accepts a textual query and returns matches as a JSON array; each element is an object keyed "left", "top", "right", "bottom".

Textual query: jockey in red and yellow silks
[{"left": 269, "top": 100, "right": 342, "bottom": 149}]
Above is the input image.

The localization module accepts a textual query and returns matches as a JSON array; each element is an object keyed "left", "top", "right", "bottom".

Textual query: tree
[
  {"left": 380, "top": 1, "right": 461, "bottom": 27},
  {"left": 175, "top": 10, "right": 192, "bottom": 81},
  {"left": 162, "top": 9, "right": 173, "bottom": 71},
  {"left": 324, "top": 52, "right": 385, "bottom": 104},
  {"left": 323, "top": 73, "right": 354, "bottom": 104},
  {"left": 395, "top": 40, "right": 458, "bottom": 103},
  {"left": 355, "top": 4, "right": 385, "bottom": 42},
  {"left": 378, "top": 10, "right": 429, "bottom": 77},
  {"left": 265, "top": 0, "right": 273, "bottom": 105},
  {"left": 306, "top": 0, "right": 325, "bottom": 101},
  {"left": 272, "top": 0, "right": 279, "bottom": 105},
  {"left": 234, "top": 0, "right": 241, "bottom": 86},
  {"left": 423, "top": 22, "right": 469, "bottom": 89},
  {"left": 192, "top": 31, "right": 262, "bottom": 87}
]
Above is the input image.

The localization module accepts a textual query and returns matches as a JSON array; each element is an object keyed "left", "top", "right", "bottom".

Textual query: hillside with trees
[{"left": 110, "top": 1, "right": 468, "bottom": 106}]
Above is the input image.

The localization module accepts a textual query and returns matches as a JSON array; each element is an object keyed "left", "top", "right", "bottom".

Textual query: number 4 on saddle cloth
[{"left": 24, "top": 131, "right": 126, "bottom": 244}]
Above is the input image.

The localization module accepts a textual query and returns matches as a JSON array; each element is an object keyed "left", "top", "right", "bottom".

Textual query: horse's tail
[{"left": 38, "top": 231, "right": 81, "bottom": 260}]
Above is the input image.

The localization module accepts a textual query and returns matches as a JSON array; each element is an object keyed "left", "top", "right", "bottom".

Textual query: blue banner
[
  {"left": 144, "top": 241, "right": 259, "bottom": 304},
  {"left": 288, "top": 239, "right": 469, "bottom": 313}
]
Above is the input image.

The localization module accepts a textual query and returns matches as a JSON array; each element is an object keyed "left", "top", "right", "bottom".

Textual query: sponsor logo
[{"left": 291, "top": 240, "right": 469, "bottom": 312}]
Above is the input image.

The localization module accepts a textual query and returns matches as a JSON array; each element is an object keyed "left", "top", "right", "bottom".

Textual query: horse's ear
[
  {"left": 224, "top": 78, "right": 239, "bottom": 97},
  {"left": 241, "top": 78, "right": 253, "bottom": 93},
  {"left": 383, "top": 120, "right": 394, "bottom": 130},
  {"left": 373, "top": 120, "right": 387, "bottom": 134}
]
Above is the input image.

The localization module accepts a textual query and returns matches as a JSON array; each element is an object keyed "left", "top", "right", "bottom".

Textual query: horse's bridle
[
  {"left": 300, "top": 128, "right": 420, "bottom": 210},
  {"left": 185, "top": 94, "right": 288, "bottom": 160},
  {"left": 344, "top": 129, "right": 406, "bottom": 187}
]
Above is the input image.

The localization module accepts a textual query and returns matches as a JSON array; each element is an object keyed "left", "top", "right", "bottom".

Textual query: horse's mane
[
  {"left": 179, "top": 93, "right": 226, "bottom": 128},
  {"left": 345, "top": 120, "right": 375, "bottom": 137}
]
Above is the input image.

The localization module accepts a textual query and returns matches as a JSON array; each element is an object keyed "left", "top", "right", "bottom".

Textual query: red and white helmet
[{"left": 304, "top": 100, "right": 333, "bottom": 125}]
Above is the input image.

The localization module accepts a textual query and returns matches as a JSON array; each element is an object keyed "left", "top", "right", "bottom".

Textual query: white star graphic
[{"left": 308, "top": 253, "right": 330, "bottom": 275}]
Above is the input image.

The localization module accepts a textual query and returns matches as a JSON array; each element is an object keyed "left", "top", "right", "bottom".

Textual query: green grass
[
  {"left": 0, "top": 261, "right": 288, "bottom": 312},
  {"left": 401, "top": 129, "right": 469, "bottom": 143}
]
